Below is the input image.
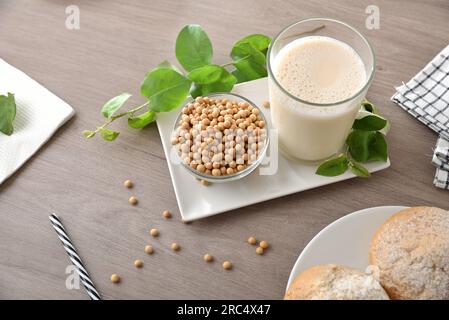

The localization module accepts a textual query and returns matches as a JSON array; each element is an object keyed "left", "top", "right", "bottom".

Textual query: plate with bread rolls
[{"left": 285, "top": 206, "right": 449, "bottom": 300}]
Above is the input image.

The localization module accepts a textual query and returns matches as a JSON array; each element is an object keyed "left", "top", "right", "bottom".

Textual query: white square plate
[{"left": 157, "top": 78, "right": 390, "bottom": 221}]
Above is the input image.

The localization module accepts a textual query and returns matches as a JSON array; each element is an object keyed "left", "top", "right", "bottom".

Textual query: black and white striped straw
[{"left": 49, "top": 213, "right": 101, "bottom": 300}]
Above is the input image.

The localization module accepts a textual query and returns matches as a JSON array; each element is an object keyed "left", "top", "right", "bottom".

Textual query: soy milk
[{"left": 269, "top": 36, "right": 367, "bottom": 160}]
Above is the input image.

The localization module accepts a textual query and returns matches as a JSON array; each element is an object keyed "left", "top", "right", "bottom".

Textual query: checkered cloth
[
  {"left": 433, "top": 135, "right": 449, "bottom": 188},
  {"left": 391, "top": 45, "right": 449, "bottom": 189}
]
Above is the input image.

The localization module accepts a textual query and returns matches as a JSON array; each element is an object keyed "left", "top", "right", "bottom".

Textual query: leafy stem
[
  {"left": 83, "top": 101, "right": 150, "bottom": 140},
  {"left": 83, "top": 25, "right": 271, "bottom": 141},
  {"left": 220, "top": 55, "right": 251, "bottom": 68},
  {"left": 111, "top": 101, "right": 149, "bottom": 121},
  {"left": 345, "top": 146, "right": 371, "bottom": 178},
  {"left": 316, "top": 100, "right": 389, "bottom": 178}
]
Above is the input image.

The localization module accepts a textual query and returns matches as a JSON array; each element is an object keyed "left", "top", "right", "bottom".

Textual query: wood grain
[{"left": 0, "top": 0, "right": 448, "bottom": 299}]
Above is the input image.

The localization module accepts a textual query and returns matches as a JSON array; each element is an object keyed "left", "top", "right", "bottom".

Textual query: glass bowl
[{"left": 171, "top": 92, "right": 269, "bottom": 183}]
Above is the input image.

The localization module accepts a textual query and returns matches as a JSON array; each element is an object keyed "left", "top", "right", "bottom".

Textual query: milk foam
[{"left": 273, "top": 36, "right": 366, "bottom": 105}]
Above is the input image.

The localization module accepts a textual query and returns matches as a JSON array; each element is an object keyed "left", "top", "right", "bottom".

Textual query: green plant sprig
[
  {"left": 0, "top": 93, "right": 17, "bottom": 136},
  {"left": 316, "top": 100, "right": 390, "bottom": 178},
  {"left": 83, "top": 24, "right": 271, "bottom": 141}
]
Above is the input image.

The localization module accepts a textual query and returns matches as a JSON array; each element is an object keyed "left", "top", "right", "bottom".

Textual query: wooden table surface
[{"left": 1, "top": 0, "right": 448, "bottom": 300}]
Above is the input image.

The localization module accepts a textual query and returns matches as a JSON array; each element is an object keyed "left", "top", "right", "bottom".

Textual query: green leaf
[
  {"left": 175, "top": 25, "right": 213, "bottom": 71},
  {"left": 189, "top": 83, "right": 203, "bottom": 99},
  {"left": 0, "top": 93, "right": 16, "bottom": 136},
  {"left": 100, "top": 128, "right": 119, "bottom": 141},
  {"left": 230, "top": 34, "right": 271, "bottom": 82},
  {"left": 128, "top": 110, "right": 156, "bottom": 129},
  {"left": 231, "top": 69, "right": 247, "bottom": 83},
  {"left": 316, "top": 154, "right": 349, "bottom": 177},
  {"left": 368, "top": 132, "right": 388, "bottom": 161},
  {"left": 360, "top": 100, "right": 390, "bottom": 136},
  {"left": 232, "top": 42, "right": 266, "bottom": 65},
  {"left": 141, "top": 67, "right": 191, "bottom": 113},
  {"left": 188, "top": 65, "right": 237, "bottom": 97},
  {"left": 157, "top": 60, "right": 183, "bottom": 74},
  {"left": 231, "top": 34, "right": 271, "bottom": 60},
  {"left": 346, "top": 130, "right": 372, "bottom": 162},
  {"left": 350, "top": 162, "right": 371, "bottom": 177},
  {"left": 347, "top": 130, "right": 388, "bottom": 162},
  {"left": 233, "top": 58, "right": 268, "bottom": 82},
  {"left": 361, "top": 99, "right": 379, "bottom": 114},
  {"left": 82, "top": 130, "right": 96, "bottom": 138},
  {"left": 101, "top": 93, "right": 131, "bottom": 118},
  {"left": 353, "top": 115, "right": 387, "bottom": 131},
  {"left": 187, "top": 65, "right": 224, "bottom": 84}
]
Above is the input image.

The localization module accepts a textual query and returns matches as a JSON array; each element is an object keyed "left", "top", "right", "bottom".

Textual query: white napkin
[
  {"left": 391, "top": 45, "right": 449, "bottom": 189},
  {"left": 0, "top": 59, "right": 75, "bottom": 184}
]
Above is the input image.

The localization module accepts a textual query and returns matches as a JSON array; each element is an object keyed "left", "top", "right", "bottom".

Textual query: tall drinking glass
[{"left": 267, "top": 18, "right": 375, "bottom": 161}]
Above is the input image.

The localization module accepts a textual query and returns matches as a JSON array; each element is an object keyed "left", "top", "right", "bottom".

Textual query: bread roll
[
  {"left": 370, "top": 206, "right": 449, "bottom": 300},
  {"left": 285, "top": 264, "right": 389, "bottom": 300}
]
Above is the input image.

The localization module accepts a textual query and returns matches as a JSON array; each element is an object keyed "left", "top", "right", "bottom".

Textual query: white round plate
[{"left": 286, "top": 206, "right": 408, "bottom": 291}]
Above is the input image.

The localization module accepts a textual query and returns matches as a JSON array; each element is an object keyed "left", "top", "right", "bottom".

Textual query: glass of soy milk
[{"left": 267, "top": 18, "right": 375, "bottom": 161}]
